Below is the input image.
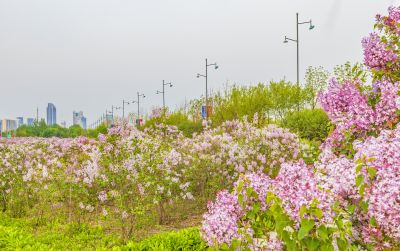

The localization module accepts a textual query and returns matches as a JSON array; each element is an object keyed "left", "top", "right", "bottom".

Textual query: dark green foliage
[
  {"left": 211, "top": 81, "right": 303, "bottom": 126},
  {"left": 211, "top": 84, "right": 272, "bottom": 125},
  {"left": 15, "top": 120, "right": 107, "bottom": 139},
  {"left": 282, "top": 109, "right": 331, "bottom": 141},
  {"left": 143, "top": 111, "right": 203, "bottom": 137}
]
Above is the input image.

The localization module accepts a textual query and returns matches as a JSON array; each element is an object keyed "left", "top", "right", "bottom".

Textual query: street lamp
[
  {"left": 196, "top": 58, "right": 218, "bottom": 119},
  {"left": 156, "top": 80, "right": 173, "bottom": 111},
  {"left": 105, "top": 109, "right": 112, "bottom": 126},
  {"left": 137, "top": 92, "right": 145, "bottom": 123},
  {"left": 122, "top": 99, "right": 136, "bottom": 120},
  {"left": 111, "top": 105, "right": 121, "bottom": 124},
  {"left": 283, "top": 13, "right": 315, "bottom": 85}
]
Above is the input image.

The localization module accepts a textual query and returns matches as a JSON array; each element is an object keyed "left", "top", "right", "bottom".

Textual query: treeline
[{"left": 14, "top": 120, "right": 107, "bottom": 138}]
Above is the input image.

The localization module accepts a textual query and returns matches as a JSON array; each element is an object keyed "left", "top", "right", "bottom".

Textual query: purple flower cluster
[
  {"left": 353, "top": 127, "right": 400, "bottom": 241},
  {"left": 374, "top": 81, "right": 399, "bottom": 127},
  {"left": 318, "top": 79, "right": 399, "bottom": 148},
  {"left": 315, "top": 149, "right": 358, "bottom": 203},
  {"left": 274, "top": 161, "right": 335, "bottom": 225},
  {"left": 201, "top": 190, "right": 243, "bottom": 246},
  {"left": 362, "top": 33, "right": 397, "bottom": 71},
  {"left": 318, "top": 79, "right": 374, "bottom": 131}
]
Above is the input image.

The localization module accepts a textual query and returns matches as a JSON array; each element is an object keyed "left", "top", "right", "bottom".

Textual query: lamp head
[
  {"left": 197, "top": 73, "right": 200, "bottom": 78},
  {"left": 214, "top": 64, "right": 219, "bottom": 70},
  {"left": 169, "top": 83, "right": 173, "bottom": 87},
  {"left": 283, "top": 36, "right": 288, "bottom": 43},
  {"left": 309, "top": 21, "right": 315, "bottom": 30}
]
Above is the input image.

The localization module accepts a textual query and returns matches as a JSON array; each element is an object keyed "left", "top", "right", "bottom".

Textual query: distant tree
[
  {"left": 304, "top": 66, "right": 329, "bottom": 109},
  {"left": 333, "top": 61, "right": 368, "bottom": 84},
  {"left": 212, "top": 83, "right": 272, "bottom": 125},
  {"left": 68, "top": 125, "right": 85, "bottom": 138},
  {"left": 268, "top": 80, "right": 302, "bottom": 119}
]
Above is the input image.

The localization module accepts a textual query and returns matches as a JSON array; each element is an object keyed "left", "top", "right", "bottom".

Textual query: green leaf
[
  {"left": 355, "top": 158, "right": 363, "bottom": 165},
  {"left": 299, "top": 206, "right": 307, "bottom": 218},
  {"left": 356, "top": 163, "right": 363, "bottom": 173},
  {"left": 321, "top": 243, "right": 334, "bottom": 251},
  {"left": 230, "top": 239, "right": 241, "bottom": 250},
  {"left": 317, "top": 226, "right": 329, "bottom": 241},
  {"left": 282, "top": 231, "right": 297, "bottom": 251},
  {"left": 355, "top": 175, "right": 364, "bottom": 187},
  {"left": 312, "top": 208, "right": 323, "bottom": 220},
  {"left": 252, "top": 202, "right": 261, "bottom": 213},
  {"left": 238, "top": 194, "right": 244, "bottom": 206},
  {"left": 370, "top": 216, "right": 377, "bottom": 227},
  {"left": 305, "top": 237, "right": 320, "bottom": 251},
  {"left": 347, "top": 204, "right": 355, "bottom": 214},
  {"left": 336, "top": 238, "right": 348, "bottom": 251},
  {"left": 359, "top": 184, "right": 365, "bottom": 197},
  {"left": 367, "top": 167, "right": 377, "bottom": 179},
  {"left": 298, "top": 219, "right": 315, "bottom": 240}
]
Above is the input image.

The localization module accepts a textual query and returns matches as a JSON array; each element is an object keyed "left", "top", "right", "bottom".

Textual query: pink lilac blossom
[
  {"left": 353, "top": 127, "right": 400, "bottom": 241},
  {"left": 235, "top": 173, "right": 273, "bottom": 211},
  {"left": 315, "top": 149, "right": 358, "bottom": 202},
  {"left": 362, "top": 33, "right": 397, "bottom": 71},
  {"left": 273, "top": 161, "right": 335, "bottom": 225},
  {"left": 374, "top": 81, "right": 399, "bottom": 127},
  {"left": 318, "top": 78, "right": 374, "bottom": 132},
  {"left": 318, "top": 78, "right": 399, "bottom": 149},
  {"left": 201, "top": 190, "right": 244, "bottom": 246}
]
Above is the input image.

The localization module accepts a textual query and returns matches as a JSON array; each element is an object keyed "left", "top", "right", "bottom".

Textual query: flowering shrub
[
  {"left": 0, "top": 118, "right": 298, "bottom": 237},
  {"left": 201, "top": 6, "right": 400, "bottom": 250}
]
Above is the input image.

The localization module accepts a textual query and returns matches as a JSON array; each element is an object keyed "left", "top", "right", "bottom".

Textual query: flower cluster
[
  {"left": 318, "top": 78, "right": 399, "bottom": 149},
  {"left": 274, "top": 161, "right": 335, "bottom": 225},
  {"left": 353, "top": 127, "right": 400, "bottom": 242},
  {"left": 201, "top": 190, "right": 243, "bottom": 246},
  {"left": 362, "top": 33, "right": 397, "bottom": 71}
]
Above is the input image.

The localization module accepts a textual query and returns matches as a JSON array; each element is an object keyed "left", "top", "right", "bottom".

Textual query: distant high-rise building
[
  {"left": 16, "top": 117, "right": 24, "bottom": 128},
  {"left": 2, "top": 119, "right": 17, "bottom": 132},
  {"left": 61, "top": 121, "right": 67, "bottom": 128},
  {"left": 27, "top": 118, "right": 35, "bottom": 126},
  {"left": 73, "top": 111, "right": 87, "bottom": 129},
  {"left": 82, "top": 116, "right": 87, "bottom": 129},
  {"left": 46, "top": 103, "right": 57, "bottom": 125}
]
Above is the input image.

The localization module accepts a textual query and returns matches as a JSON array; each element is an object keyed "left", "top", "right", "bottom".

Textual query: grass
[{"left": 0, "top": 213, "right": 207, "bottom": 250}]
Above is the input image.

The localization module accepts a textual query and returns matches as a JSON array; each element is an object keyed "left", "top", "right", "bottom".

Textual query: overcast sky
[{"left": 0, "top": 0, "right": 398, "bottom": 126}]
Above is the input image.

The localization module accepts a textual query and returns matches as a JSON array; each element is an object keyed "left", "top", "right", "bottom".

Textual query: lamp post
[
  {"left": 284, "top": 13, "right": 315, "bottom": 86},
  {"left": 105, "top": 109, "right": 112, "bottom": 126},
  {"left": 137, "top": 92, "right": 145, "bottom": 124},
  {"left": 122, "top": 99, "right": 136, "bottom": 120},
  {"left": 156, "top": 80, "right": 173, "bottom": 111},
  {"left": 111, "top": 105, "right": 121, "bottom": 124},
  {"left": 197, "top": 58, "right": 218, "bottom": 119}
]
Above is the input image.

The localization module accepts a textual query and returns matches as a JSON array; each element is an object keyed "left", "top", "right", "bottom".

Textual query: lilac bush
[{"left": 202, "top": 6, "right": 400, "bottom": 250}]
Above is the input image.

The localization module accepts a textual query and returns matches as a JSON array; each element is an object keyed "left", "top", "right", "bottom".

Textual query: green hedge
[{"left": 282, "top": 109, "right": 331, "bottom": 142}]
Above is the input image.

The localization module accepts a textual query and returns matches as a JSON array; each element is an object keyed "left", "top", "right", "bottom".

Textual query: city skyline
[{"left": 0, "top": 0, "right": 397, "bottom": 125}]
